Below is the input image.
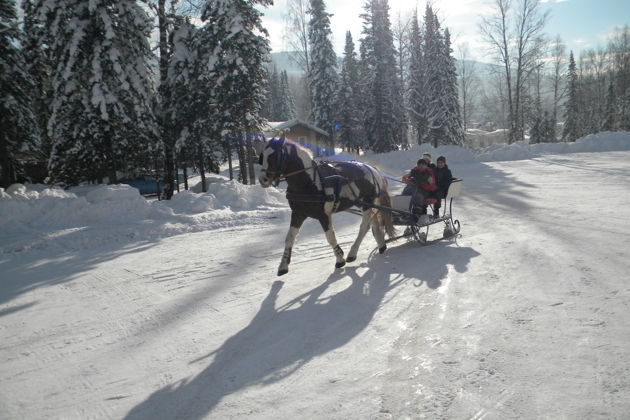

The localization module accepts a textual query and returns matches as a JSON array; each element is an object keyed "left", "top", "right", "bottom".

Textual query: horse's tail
[{"left": 377, "top": 188, "right": 397, "bottom": 239}]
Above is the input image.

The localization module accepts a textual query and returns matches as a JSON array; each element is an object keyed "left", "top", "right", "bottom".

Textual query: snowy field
[{"left": 2, "top": 132, "right": 630, "bottom": 419}]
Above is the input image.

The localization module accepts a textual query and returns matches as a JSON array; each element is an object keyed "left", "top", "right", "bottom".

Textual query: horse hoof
[
  {"left": 379, "top": 245, "right": 387, "bottom": 254},
  {"left": 277, "top": 269, "right": 288, "bottom": 276},
  {"left": 335, "top": 261, "right": 346, "bottom": 269},
  {"left": 346, "top": 256, "right": 356, "bottom": 263}
]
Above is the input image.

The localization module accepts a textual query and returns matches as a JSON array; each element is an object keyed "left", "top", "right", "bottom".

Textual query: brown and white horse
[{"left": 259, "top": 138, "right": 396, "bottom": 276}]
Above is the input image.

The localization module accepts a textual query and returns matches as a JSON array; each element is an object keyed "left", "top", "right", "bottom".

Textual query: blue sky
[
  {"left": 261, "top": 0, "right": 630, "bottom": 61},
  {"left": 541, "top": 0, "right": 630, "bottom": 54}
]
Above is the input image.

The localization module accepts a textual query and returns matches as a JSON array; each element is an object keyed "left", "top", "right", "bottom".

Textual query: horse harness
[{"left": 284, "top": 161, "right": 381, "bottom": 212}]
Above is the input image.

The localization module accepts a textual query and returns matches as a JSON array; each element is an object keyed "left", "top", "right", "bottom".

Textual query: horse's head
[{"left": 258, "top": 138, "right": 286, "bottom": 188}]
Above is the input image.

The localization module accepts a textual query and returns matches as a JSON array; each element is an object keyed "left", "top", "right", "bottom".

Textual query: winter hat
[
  {"left": 437, "top": 156, "right": 446, "bottom": 163},
  {"left": 416, "top": 158, "right": 427, "bottom": 166}
]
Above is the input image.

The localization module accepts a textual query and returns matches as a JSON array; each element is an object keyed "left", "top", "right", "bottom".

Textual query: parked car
[{"left": 119, "top": 173, "right": 171, "bottom": 196}]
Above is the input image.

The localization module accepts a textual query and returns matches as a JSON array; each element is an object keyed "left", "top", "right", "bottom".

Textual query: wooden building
[{"left": 263, "top": 119, "right": 334, "bottom": 156}]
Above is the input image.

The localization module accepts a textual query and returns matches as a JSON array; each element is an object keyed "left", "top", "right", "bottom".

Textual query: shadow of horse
[
  {"left": 124, "top": 266, "right": 396, "bottom": 420},
  {"left": 124, "top": 238, "right": 481, "bottom": 419}
]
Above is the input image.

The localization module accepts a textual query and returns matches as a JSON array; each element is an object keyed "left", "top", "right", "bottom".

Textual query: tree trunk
[
  {"left": 237, "top": 135, "right": 248, "bottom": 184},
  {"left": 226, "top": 140, "right": 234, "bottom": 180},
  {"left": 105, "top": 132, "right": 118, "bottom": 184},
  {"left": 0, "top": 141, "right": 14, "bottom": 188},
  {"left": 246, "top": 135, "right": 256, "bottom": 185},
  {"left": 198, "top": 144, "right": 206, "bottom": 192},
  {"left": 158, "top": 0, "right": 174, "bottom": 199}
]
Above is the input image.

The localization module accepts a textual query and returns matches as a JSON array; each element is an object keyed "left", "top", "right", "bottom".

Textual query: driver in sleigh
[{"left": 401, "top": 158, "right": 437, "bottom": 217}]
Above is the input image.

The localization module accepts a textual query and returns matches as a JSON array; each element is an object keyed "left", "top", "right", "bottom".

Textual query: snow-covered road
[{"left": 2, "top": 150, "right": 630, "bottom": 419}]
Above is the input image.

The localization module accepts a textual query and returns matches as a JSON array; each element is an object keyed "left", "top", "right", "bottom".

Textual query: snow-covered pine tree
[
  {"left": 335, "top": 31, "right": 361, "bottom": 152},
  {"left": 262, "top": 67, "right": 279, "bottom": 121},
  {"left": 423, "top": 5, "right": 447, "bottom": 147},
  {"left": 278, "top": 70, "right": 297, "bottom": 121},
  {"left": 199, "top": 0, "right": 271, "bottom": 185},
  {"left": 271, "top": 67, "right": 282, "bottom": 120},
  {"left": 0, "top": 0, "right": 40, "bottom": 188},
  {"left": 47, "top": 0, "right": 158, "bottom": 185},
  {"left": 357, "top": 7, "right": 375, "bottom": 150},
  {"left": 308, "top": 0, "right": 338, "bottom": 138},
  {"left": 163, "top": 20, "right": 197, "bottom": 182},
  {"left": 21, "top": 0, "right": 53, "bottom": 165},
  {"left": 562, "top": 51, "right": 580, "bottom": 142},
  {"left": 407, "top": 10, "right": 427, "bottom": 145},
  {"left": 359, "top": 0, "right": 400, "bottom": 153},
  {"left": 439, "top": 28, "right": 465, "bottom": 146}
]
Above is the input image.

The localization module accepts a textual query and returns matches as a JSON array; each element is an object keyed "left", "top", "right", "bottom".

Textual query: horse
[{"left": 258, "top": 138, "right": 396, "bottom": 276}]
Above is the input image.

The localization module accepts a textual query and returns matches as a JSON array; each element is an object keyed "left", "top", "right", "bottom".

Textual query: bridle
[
  {"left": 263, "top": 140, "right": 288, "bottom": 187},
  {"left": 262, "top": 138, "right": 318, "bottom": 187}
]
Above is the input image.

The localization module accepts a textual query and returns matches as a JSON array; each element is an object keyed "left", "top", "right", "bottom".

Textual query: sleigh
[{"left": 385, "top": 178, "right": 462, "bottom": 245}]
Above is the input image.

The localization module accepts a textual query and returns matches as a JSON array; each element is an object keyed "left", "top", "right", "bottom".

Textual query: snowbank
[
  {"left": 476, "top": 131, "right": 630, "bottom": 161},
  {"left": 0, "top": 180, "right": 287, "bottom": 253},
  {"left": 355, "top": 131, "right": 630, "bottom": 175}
]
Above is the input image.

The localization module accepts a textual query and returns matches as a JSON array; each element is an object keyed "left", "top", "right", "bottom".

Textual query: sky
[{"left": 260, "top": 0, "right": 630, "bottom": 61}]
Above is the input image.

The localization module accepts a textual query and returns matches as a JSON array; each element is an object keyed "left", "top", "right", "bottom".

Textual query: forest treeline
[{"left": 1, "top": 0, "right": 629, "bottom": 192}]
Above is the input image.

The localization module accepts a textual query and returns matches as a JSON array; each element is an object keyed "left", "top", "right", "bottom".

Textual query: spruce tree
[
  {"left": 335, "top": 31, "right": 361, "bottom": 152},
  {"left": 22, "top": 0, "right": 53, "bottom": 166},
  {"left": 278, "top": 70, "right": 297, "bottom": 120},
  {"left": 163, "top": 20, "right": 197, "bottom": 179},
  {"left": 270, "top": 67, "right": 281, "bottom": 120},
  {"left": 562, "top": 51, "right": 580, "bottom": 142},
  {"left": 423, "top": 5, "right": 446, "bottom": 147},
  {"left": 0, "top": 0, "right": 40, "bottom": 188},
  {"left": 408, "top": 10, "right": 427, "bottom": 145},
  {"left": 198, "top": 0, "right": 271, "bottom": 185},
  {"left": 359, "top": 0, "right": 400, "bottom": 153},
  {"left": 47, "top": 0, "right": 158, "bottom": 185},
  {"left": 308, "top": 0, "right": 338, "bottom": 137},
  {"left": 439, "top": 29, "right": 465, "bottom": 146}
]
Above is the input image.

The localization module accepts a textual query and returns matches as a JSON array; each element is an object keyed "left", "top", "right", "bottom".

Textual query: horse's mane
[{"left": 278, "top": 138, "right": 314, "bottom": 159}]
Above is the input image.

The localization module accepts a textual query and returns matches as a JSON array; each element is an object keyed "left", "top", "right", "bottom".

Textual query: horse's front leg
[
  {"left": 278, "top": 212, "right": 307, "bottom": 276},
  {"left": 346, "top": 209, "right": 373, "bottom": 262},
  {"left": 318, "top": 215, "right": 346, "bottom": 269}
]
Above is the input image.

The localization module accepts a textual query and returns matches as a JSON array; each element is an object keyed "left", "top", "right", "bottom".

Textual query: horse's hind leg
[
  {"left": 318, "top": 215, "right": 346, "bottom": 269},
  {"left": 278, "top": 212, "right": 307, "bottom": 276},
  {"left": 346, "top": 209, "right": 373, "bottom": 262}
]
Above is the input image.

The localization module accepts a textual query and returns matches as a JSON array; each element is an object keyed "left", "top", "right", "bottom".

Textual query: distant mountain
[
  {"left": 269, "top": 51, "right": 342, "bottom": 75},
  {"left": 271, "top": 52, "right": 503, "bottom": 78}
]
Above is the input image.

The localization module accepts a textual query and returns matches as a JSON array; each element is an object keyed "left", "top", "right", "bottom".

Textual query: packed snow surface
[{"left": 1, "top": 132, "right": 630, "bottom": 419}]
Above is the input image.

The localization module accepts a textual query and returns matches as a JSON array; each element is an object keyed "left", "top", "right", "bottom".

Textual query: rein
[{"left": 278, "top": 164, "right": 317, "bottom": 182}]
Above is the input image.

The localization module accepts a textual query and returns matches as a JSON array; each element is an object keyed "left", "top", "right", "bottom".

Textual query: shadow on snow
[{"left": 124, "top": 239, "right": 480, "bottom": 419}]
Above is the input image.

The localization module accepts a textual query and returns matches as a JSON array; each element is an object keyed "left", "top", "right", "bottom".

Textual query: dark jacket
[
  {"left": 404, "top": 166, "right": 436, "bottom": 193},
  {"left": 434, "top": 164, "right": 453, "bottom": 198}
]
